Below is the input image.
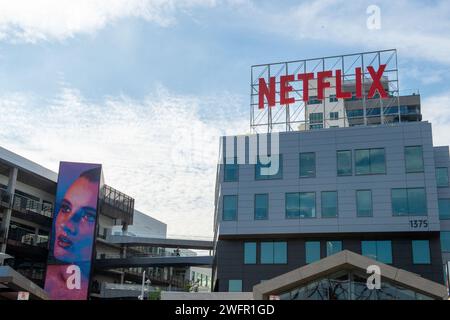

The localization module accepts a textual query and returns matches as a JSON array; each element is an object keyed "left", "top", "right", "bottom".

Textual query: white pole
[{"left": 140, "top": 270, "right": 146, "bottom": 300}]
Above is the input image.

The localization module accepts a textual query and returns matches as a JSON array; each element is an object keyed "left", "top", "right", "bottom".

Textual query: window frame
[
  {"left": 222, "top": 195, "right": 238, "bottom": 221},
  {"left": 285, "top": 192, "right": 316, "bottom": 219},
  {"left": 254, "top": 193, "right": 269, "bottom": 220},
  {"left": 299, "top": 152, "right": 316, "bottom": 178},
  {"left": 337, "top": 150, "right": 352, "bottom": 176},
  {"left": 412, "top": 240, "right": 431, "bottom": 265},
  {"left": 228, "top": 279, "right": 243, "bottom": 292},
  {"left": 244, "top": 242, "right": 257, "bottom": 265},
  {"left": 354, "top": 148, "right": 386, "bottom": 175},
  {"left": 309, "top": 124, "right": 323, "bottom": 130},
  {"left": 391, "top": 187, "right": 427, "bottom": 217},
  {"left": 361, "top": 240, "right": 393, "bottom": 264},
  {"left": 260, "top": 241, "right": 287, "bottom": 265},
  {"left": 440, "top": 231, "right": 450, "bottom": 252},
  {"left": 329, "top": 111, "right": 339, "bottom": 120},
  {"left": 436, "top": 167, "right": 449, "bottom": 188},
  {"left": 404, "top": 145, "right": 424, "bottom": 173},
  {"left": 356, "top": 189, "right": 373, "bottom": 217},
  {"left": 309, "top": 112, "right": 323, "bottom": 123},
  {"left": 438, "top": 198, "right": 450, "bottom": 220},
  {"left": 223, "top": 157, "right": 239, "bottom": 182},
  {"left": 326, "top": 240, "right": 343, "bottom": 256},
  {"left": 321, "top": 191, "right": 338, "bottom": 218},
  {"left": 305, "top": 241, "right": 321, "bottom": 264}
]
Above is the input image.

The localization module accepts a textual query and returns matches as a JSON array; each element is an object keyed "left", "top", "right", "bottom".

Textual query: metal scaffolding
[{"left": 250, "top": 49, "right": 400, "bottom": 133}]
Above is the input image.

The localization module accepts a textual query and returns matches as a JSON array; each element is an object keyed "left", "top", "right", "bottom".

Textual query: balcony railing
[
  {"left": 8, "top": 226, "right": 49, "bottom": 248},
  {"left": 100, "top": 185, "right": 134, "bottom": 224},
  {"left": 11, "top": 194, "right": 53, "bottom": 218},
  {"left": 0, "top": 188, "right": 53, "bottom": 219}
]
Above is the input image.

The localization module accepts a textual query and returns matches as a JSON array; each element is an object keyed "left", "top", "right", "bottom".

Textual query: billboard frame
[{"left": 250, "top": 49, "right": 400, "bottom": 133}]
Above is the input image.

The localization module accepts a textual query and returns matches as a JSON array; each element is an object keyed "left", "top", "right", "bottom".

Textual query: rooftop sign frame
[{"left": 250, "top": 49, "right": 400, "bottom": 133}]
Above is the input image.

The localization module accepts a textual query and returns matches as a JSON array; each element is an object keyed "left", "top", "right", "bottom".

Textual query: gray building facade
[{"left": 213, "top": 121, "right": 450, "bottom": 292}]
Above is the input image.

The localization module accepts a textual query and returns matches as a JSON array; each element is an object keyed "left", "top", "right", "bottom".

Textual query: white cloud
[
  {"left": 0, "top": 85, "right": 247, "bottom": 238},
  {"left": 2, "top": 0, "right": 450, "bottom": 69},
  {"left": 422, "top": 94, "right": 450, "bottom": 147},
  {"left": 0, "top": 0, "right": 216, "bottom": 42},
  {"left": 244, "top": 0, "right": 450, "bottom": 66}
]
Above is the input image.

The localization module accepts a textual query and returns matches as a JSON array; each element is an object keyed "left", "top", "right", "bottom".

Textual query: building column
[
  {"left": 120, "top": 245, "right": 127, "bottom": 259},
  {"left": 34, "top": 227, "right": 39, "bottom": 246},
  {"left": 120, "top": 269, "right": 125, "bottom": 284},
  {"left": 0, "top": 167, "right": 18, "bottom": 260}
]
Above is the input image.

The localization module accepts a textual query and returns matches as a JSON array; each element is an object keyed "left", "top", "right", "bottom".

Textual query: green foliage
[{"left": 148, "top": 288, "right": 161, "bottom": 300}]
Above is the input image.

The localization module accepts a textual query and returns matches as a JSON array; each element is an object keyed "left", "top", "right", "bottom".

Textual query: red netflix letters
[{"left": 258, "top": 65, "right": 387, "bottom": 109}]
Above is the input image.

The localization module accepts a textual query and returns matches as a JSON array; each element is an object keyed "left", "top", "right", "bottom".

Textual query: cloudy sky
[{"left": 0, "top": 0, "right": 449, "bottom": 238}]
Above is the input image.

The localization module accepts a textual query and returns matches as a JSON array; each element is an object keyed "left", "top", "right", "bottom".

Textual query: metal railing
[
  {"left": 0, "top": 189, "right": 53, "bottom": 218},
  {"left": 11, "top": 194, "right": 53, "bottom": 218},
  {"left": 97, "top": 250, "right": 211, "bottom": 260},
  {"left": 101, "top": 185, "right": 134, "bottom": 221},
  {"left": 8, "top": 227, "right": 49, "bottom": 248}
]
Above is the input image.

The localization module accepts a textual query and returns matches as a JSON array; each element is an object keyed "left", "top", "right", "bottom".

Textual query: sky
[{"left": 0, "top": 0, "right": 450, "bottom": 238}]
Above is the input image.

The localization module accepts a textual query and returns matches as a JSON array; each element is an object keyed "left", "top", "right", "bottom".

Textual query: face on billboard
[{"left": 45, "top": 162, "right": 102, "bottom": 300}]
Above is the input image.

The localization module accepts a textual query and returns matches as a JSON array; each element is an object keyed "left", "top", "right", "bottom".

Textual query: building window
[
  {"left": 223, "top": 195, "right": 237, "bottom": 221},
  {"left": 438, "top": 199, "right": 450, "bottom": 220},
  {"left": 260, "top": 241, "right": 287, "bottom": 264},
  {"left": 412, "top": 240, "right": 431, "bottom": 264},
  {"left": 255, "top": 154, "right": 282, "bottom": 180},
  {"left": 224, "top": 157, "right": 238, "bottom": 182},
  {"left": 228, "top": 280, "right": 242, "bottom": 292},
  {"left": 391, "top": 188, "right": 427, "bottom": 216},
  {"left": 308, "top": 97, "right": 321, "bottom": 105},
  {"left": 329, "top": 95, "right": 338, "bottom": 103},
  {"left": 441, "top": 232, "right": 450, "bottom": 252},
  {"left": 362, "top": 240, "right": 392, "bottom": 264},
  {"left": 326, "top": 241, "right": 342, "bottom": 256},
  {"left": 355, "top": 148, "right": 386, "bottom": 175},
  {"left": 329, "top": 111, "right": 339, "bottom": 120},
  {"left": 254, "top": 194, "right": 268, "bottom": 220},
  {"left": 347, "top": 109, "right": 363, "bottom": 118},
  {"left": 309, "top": 112, "right": 323, "bottom": 123},
  {"left": 436, "top": 167, "right": 449, "bottom": 187},
  {"left": 356, "top": 190, "right": 372, "bottom": 217},
  {"left": 244, "top": 242, "right": 257, "bottom": 264},
  {"left": 309, "top": 124, "right": 323, "bottom": 130},
  {"left": 285, "top": 192, "right": 316, "bottom": 219},
  {"left": 321, "top": 191, "right": 338, "bottom": 218},
  {"left": 306, "top": 241, "right": 321, "bottom": 263},
  {"left": 299, "top": 152, "right": 316, "bottom": 178},
  {"left": 337, "top": 150, "right": 352, "bottom": 176},
  {"left": 405, "top": 146, "right": 424, "bottom": 173}
]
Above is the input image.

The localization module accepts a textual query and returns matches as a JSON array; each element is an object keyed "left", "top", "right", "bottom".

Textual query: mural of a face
[{"left": 53, "top": 175, "right": 98, "bottom": 263}]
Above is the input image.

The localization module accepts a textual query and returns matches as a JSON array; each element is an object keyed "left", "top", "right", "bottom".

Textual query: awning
[
  {"left": 253, "top": 250, "right": 448, "bottom": 300},
  {"left": 0, "top": 266, "right": 48, "bottom": 300}
]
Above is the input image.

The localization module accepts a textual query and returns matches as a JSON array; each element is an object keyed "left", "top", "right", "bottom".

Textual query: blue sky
[{"left": 0, "top": 0, "right": 450, "bottom": 237}]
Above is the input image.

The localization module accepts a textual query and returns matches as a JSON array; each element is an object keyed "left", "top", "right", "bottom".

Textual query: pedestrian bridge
[
  {"left": 95, "top": 255, "right": 213, "bottom": 269},
  {"left": 106, "top": 234, "right": 213, "bottom": 250}
]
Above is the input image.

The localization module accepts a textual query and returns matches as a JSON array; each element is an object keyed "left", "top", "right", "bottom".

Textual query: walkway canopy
[
  {"left": 0, "top": 266, "right": 48, "bottom": 300},
  {"left": 253, "top": 250, "right": 448, "bottom": 300}
]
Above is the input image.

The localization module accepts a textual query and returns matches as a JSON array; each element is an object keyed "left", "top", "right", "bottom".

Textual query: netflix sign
[{"left": 258, "top": 64, "right": 388, "bottom": 109}]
